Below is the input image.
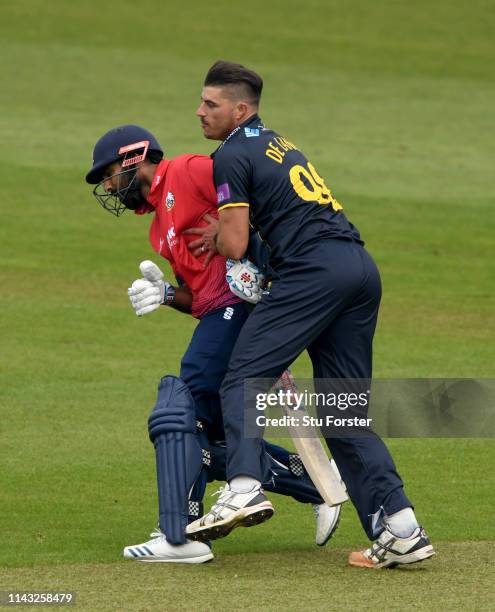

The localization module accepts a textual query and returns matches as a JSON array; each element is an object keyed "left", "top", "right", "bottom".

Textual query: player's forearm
[
  {"left": 217, "top": 209, "right": 249, "bottom": 259},
  {"left": 216, "top": 234, "right": 246, "bottom": 259},
  {"left": 167, "top": 285, "right": 193, "bottom": 314}
]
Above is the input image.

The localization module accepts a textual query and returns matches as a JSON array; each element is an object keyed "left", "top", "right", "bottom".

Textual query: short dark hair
[{"left": 204, "top": 60, "right": 263, "bottom": 105}]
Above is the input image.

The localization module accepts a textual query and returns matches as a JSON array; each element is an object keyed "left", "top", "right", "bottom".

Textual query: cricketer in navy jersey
[{"left": 186, "top": 61, "right": 434, "bottom": 571}]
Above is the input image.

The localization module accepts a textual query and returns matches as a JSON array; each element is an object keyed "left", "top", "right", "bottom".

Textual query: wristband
[{"left": 164, "top": 285, "right": 176, "bottom": 305}]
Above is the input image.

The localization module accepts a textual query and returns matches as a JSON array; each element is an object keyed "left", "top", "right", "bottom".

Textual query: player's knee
[{"left": 148, "top": 375, "right": 197, "bottom": 441}]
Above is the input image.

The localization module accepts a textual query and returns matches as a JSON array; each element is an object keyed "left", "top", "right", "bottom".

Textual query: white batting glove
[
  {"left": 226, "top": 258, "right": 265, "bottom": 304},
  {"left": 127, "top": 260, "right": 169, "bottom": 316}
]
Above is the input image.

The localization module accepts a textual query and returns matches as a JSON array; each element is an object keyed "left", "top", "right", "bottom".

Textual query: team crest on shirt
[{"left": 165, "top": 191, "right": 175, "bottom": 210}]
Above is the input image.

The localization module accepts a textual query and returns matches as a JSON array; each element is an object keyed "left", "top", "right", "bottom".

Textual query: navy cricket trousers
[
  {"left": 179, "top": 301, "right": 325, "bottom": 506},
  {"left": 219, "top": 239, "right": 412, "bottom": 539},
  {"left": 180, "top": 302, "right": 248, "bottom": 441}
]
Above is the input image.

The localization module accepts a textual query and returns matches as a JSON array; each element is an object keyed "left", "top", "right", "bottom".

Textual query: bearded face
[{"left": 92, "top": 164, "right": 146, "bottom": 216}]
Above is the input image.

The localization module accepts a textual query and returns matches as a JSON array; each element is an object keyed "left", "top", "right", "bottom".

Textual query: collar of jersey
[
  {"left": 146, "top": 159, "right": 172, "bottom": 209},
  {"left": 213, "top": 113, "right": 264, "bottom": 156}
]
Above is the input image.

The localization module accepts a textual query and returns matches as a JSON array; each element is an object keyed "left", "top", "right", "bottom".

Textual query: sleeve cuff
[{"left": 218, "top": 202, "right": 250, "bottom": 211}]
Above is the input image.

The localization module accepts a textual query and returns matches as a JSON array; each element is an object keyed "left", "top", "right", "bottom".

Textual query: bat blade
[{"left": 276, "top": 370, "right": 349, "bottom": 507}]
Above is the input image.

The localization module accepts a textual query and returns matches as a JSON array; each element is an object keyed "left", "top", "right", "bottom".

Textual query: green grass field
[{"left": 1, "top": 1, "right": 494, "bottom": 610}]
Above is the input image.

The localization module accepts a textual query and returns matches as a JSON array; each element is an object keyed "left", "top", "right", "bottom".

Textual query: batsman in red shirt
[{"left": 86, "top": 125, "right": 342, "bottom": 564}]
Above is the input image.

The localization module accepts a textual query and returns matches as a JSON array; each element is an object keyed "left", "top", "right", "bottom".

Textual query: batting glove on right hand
[
  {"left": 226, "top": 258, "right": 265, "bottom": 304},
  {"left": 128, "top": 260, "right": 169, "bottom": 316}
]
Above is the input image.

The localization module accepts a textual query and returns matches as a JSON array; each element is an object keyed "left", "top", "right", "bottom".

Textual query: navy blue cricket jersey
[{"left": 212, "top": 114, "right": 363, "bottom": 266}]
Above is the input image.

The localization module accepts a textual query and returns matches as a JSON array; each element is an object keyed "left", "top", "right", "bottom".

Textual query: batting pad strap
[
  {"left": 202, "top": 448, "right": 212, "bottom": 467},
  {"left": 289, "top": 454, "right": 305, "bottom": 477},
  {"left": 188, "top": 500, "right": 203, "bottom": 520}
]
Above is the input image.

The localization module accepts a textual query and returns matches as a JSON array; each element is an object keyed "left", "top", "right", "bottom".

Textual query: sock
[
  {"left": 230, "top": 476, "right": 261, "bottom": 493},
  {"left": 385, "top": 507, "right": 419, "bottom": 538}
]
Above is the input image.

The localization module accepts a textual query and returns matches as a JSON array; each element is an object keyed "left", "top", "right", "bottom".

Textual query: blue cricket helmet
[{"left": 85, "top": 124, "right": 163, "bottom": 184}]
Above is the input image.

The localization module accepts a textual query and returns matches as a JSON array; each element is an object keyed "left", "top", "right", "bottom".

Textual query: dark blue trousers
[
  {"left": 220, "top": 240, "right": 412, "bottom": 539},
  {"left": 180, "top": 303, "right": 246, "bottom": 441},
  {"left": 179, "top": 302, "right": 324, "bottom": 506}
]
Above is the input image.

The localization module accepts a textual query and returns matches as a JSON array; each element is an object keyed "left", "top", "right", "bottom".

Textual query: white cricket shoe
[
  {"left": 313, "top": 502, "right": 342, "bottom": 546},
  {"left": 348, "top": 526, "right": 435, "bottom": 568},
  {"left": 123, "top": 529, "right": 213, "bottom": 564},
  {"left": 186, "top": 484, "right": 274, "bottom": 542}
]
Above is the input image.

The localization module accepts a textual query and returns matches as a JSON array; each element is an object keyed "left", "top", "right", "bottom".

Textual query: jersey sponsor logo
[
  {"left": 166, "top": 226, "right": 178, "bottom": 250},
  {"left": 223, "top": 306, "right": 235, "bottom": 320},
  {"left": 244, "top": 127, "right": 260, "bottom": 138},
  {"left": 166, "top": 191, "right": 175, "bottom": 210},
  {"left": 217, "top": 182, "right": 231, "bottom": 204}
]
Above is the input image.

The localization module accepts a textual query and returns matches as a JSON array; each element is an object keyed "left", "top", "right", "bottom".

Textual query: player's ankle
[
  {"left": 384, "top": 507, "right": 419, "bottom": 538},
  {"left": 230, "top": 476, "right": 261, "bottom": 493}
]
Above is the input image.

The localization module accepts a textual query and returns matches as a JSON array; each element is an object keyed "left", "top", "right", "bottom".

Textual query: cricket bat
[{"left": 275, "top": 370, "right": 349, "bottom": 507}]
